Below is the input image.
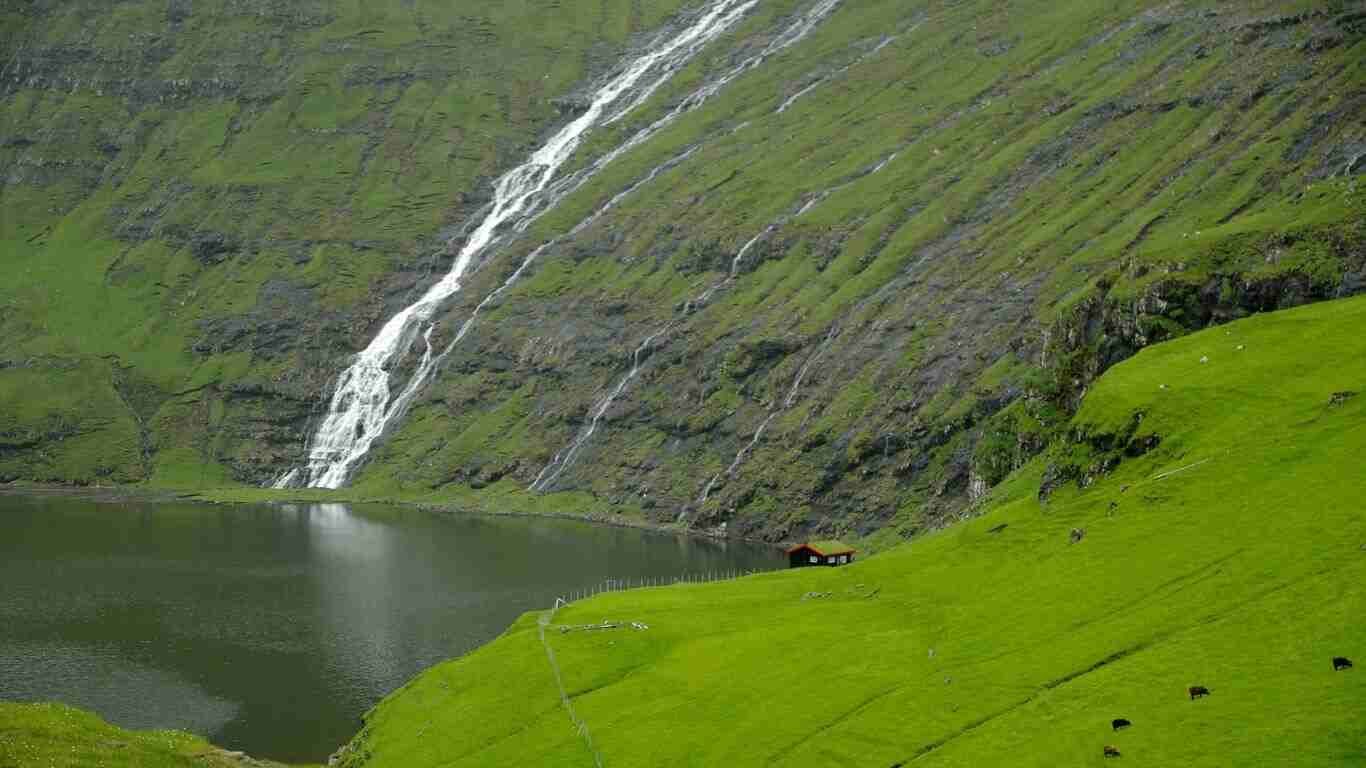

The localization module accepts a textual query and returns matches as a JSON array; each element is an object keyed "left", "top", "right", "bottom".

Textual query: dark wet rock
[
  {"left": 1038, "top": 461, "right": 1080, "bottom": 502},
  {"left": 190, "top": 232, "right": 239, "bottom": 264}
]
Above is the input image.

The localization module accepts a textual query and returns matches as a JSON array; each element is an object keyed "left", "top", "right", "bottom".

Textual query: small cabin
[{"left": 786, "top": 540, "right": 856, "bottom": 568}]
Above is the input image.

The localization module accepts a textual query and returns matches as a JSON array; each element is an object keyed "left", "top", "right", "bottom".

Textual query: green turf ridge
[
  {"left": 0, "top": 703, "right": 318, "bottom": 768},
  {"left": 334, "top": 294, "right": 1366, "bottom": 766}
]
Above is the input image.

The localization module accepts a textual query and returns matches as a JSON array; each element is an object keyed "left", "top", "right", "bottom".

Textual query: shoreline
[
  {"left": 0, "top": 480, "right": 786, "bottom": 767},
  {"left": 0, "top": 480, "right": 788, "bottom": 551}
]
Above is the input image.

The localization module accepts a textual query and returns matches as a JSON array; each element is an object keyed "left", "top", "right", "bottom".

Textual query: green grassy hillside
[
  {"left": 3, "top": 0, "right": 1364, "bottom": 540},
  {"left": 338, "top": 295, "right": 1366, "bottom": 766},
  {"left": 0, "top": 703, "right": 316, "bottom": 768},
  {"left": 350, "top": 0, "right": 1366, "bottom": 542},
  {"left": 0, "top": 0, "right": 692, "bottom": 486}
]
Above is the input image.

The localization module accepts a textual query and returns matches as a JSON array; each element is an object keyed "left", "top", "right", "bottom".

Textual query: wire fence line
[
  {"left": 535, "top": 566, "right": 777, "bottom": 765},
  {"left": 538, "top": 597, "right": 605, "bottom": 767},
  {"left": 558, "top": 567, "right": 774, "bottom": 604}
]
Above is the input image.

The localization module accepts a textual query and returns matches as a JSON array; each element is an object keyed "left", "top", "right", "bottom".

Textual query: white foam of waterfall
[
  {"left": 540, "top": 0, "right": 844, "bottom": 212},
  {"left": 397, "top": 145, "right": 702, "bottom": 417},
  {"left": 271, "top": 468, "right": 300, "bottom": 490},
  {"left": 285, "top": 0, "right": 847, "bottom": 489},
  {"left": 282, "top": 0, "right": 764, "bottom": 489},
  {"left": 870, "top": 151, "right": 898, "bottom": 175},
  {"left": 697, "top": 411, "right": 775, "bottom": 503},
  {"left": 784, "top": 324, "right": 838, "bottom": 408},
  {"left": 776, "top": 80, "right": 824, "bottom": 113},
  {"left": 529, "top": 325, "right": 673, "bottom": 492},
  {"left": 795, "top": 193, "right": 827, "bottom": 217}
]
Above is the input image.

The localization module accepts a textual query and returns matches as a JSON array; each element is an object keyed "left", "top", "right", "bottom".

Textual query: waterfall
[
  {"left": 783, "top": 324, "right": 838, "bottom": 408},
  {"left": 870, "top": 151, "right": 898, "bottom": 175},
  {"left": 776, "top": 80, "right": 824, "bottom": 114},
  {"left": 393, "top": 144, "right": 704, "bottom": 439},
  {"left": 697, "top": 324, "right": 839, "bottom": 504},
  {"left": 536, "top": 0, "right": 844, "bottom": 220},
  {"left": 775, "top": 32, "right": 900, "bottom": 115},
  {"left": 280, "top": 0, "right": 762, "bottom": 489},
  {"left": 528, "top": 325, "right": 672, "bottom": 492},
  {"left": 534, "top": 189, "right": 831, "bottom": 495},
  {"left": 697, "top": 412, "right": 775, "bottom": 503},
  {"left": 279, "top": 0, "right": 845, "bottom": 490}
]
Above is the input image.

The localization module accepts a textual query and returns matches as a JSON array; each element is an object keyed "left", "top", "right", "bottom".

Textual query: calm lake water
[{"left": 0, "top": 493, "right": 781, "bottom": 762}]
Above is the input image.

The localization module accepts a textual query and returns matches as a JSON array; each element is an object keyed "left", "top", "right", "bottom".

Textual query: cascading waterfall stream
[
  {"left": 343, "top": 143, "right": 704, "bottom": 495},
  {"left": 532, "top": 167, "right": 851, "bottom": 493},
  {"left": 442, "top": 0, "right": 850, "bottom": 409},
  {"left": 775, "top": 31, "right": 902, "bottom": 114},
  {"left": 528, "top": 325, "right": 673, "bottom": 492},
  {"left": 530, "top": 134, "right": 897, "bottom": 495},
  {"left": 279, "top": 0, "right": 846, "bottom": 490},
  {"left": 277, "top": 0, "right": 769, "bottom": 489},
  {"left": 696, "top": 323, "right": 839, "bottom": 505},
  {"left": 533, "top": 0, "right": 844, "bottom": 224}
]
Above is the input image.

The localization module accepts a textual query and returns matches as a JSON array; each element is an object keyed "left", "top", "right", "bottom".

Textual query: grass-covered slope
[
  {"left": 0, "top": 703, "right": 316, "bottom": 768},
  {"left": 353, "top": 0, "right": 1366, "bottom": 541},
  {"left": 340, "top": 295, "right": 1366, "bottom": 767},
  {"left": 0, "top": 0, "right": 692, "bottom": 486},
  {"left": 3, "top": 0, "right": 1364, "bottom": 543}
]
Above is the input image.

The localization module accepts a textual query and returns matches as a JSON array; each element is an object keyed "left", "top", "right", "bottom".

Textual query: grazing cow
[
  {"left": 1189, "top": 685, "right": 1211, "bottom": 700},
  {"left": 1333, "top": 656, "right": 1353, "bottom": 671},
  {"left": 1104, "top": 745, "right": 1121, "bottom": 758},
  {"left": 1070, "top": 527, "right": 1086, "bottom": 544},
  {"left": 1111, "top": 718, "right": 1132, "bottom": 732}
]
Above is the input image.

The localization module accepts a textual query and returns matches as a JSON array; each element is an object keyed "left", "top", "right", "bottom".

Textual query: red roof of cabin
[{"left": 785, "top": 540, "right": 856, "bottom": 556}]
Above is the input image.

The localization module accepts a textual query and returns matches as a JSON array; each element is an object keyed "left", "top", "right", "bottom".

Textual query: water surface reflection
[{"left": 0, "top": 495, "right": 781, "bottom": 761}]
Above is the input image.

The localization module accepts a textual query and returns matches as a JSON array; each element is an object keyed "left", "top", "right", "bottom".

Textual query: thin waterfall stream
[
  {"left": 695, "top": 323, "right": 839, "bottom": 505},
  {"left": 276, "top": 0, "right": 762, "bottom": 489},
  {"left": 530, "top": 143, "right": 897, "bottom": 494},
  {"left": 277, "top": 0, "right": 845, "bottom": 490},
  {"left": 531, "top": 180, "right": 836, "bottom": 492}
]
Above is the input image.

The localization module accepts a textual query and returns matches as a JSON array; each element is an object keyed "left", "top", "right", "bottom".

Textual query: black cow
[
  {"left": 1189, "top": 685, "right": 1211, "bottom": 700},
  {"left": 1333, "top": 656, "right": 1353, "bottom": 671},
  {"left": 1111, "top": 718, "right": 1132, "bottom": 732}
]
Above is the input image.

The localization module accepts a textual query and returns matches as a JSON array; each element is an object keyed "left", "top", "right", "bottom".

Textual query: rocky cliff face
[{"left": 3, "top": 0, "right": 1363, "bottom": 543}]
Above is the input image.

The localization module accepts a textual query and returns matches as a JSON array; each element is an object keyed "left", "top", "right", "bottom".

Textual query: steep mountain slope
[
  {"left": 349, "top": 0, "right": 1366, "bottom": 541},
  {"left": 4, "top": 0, "right": 1364, "bottom": 542},
  {"left": 0, "top": 0, "right": 695, "bottom": 484},
  {"left": 336, "top": 294, "right": 1366, "bottom": 767}
]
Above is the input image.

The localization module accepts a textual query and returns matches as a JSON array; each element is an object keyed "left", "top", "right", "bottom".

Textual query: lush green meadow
[
  {"left": 0, "top": 703, "right": 316, "bottom": 768},
  {"left": 339, "top": 295, "right": 1366, "bottom": 766}
]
